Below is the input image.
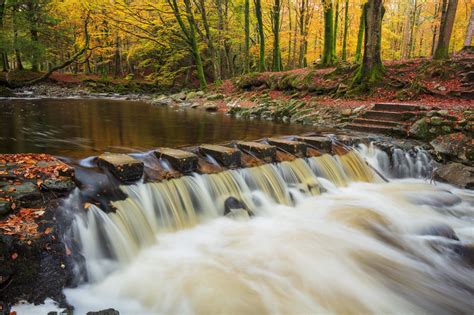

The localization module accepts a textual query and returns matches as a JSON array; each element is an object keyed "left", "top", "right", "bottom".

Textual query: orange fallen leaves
[
  {"left": 0, "top": 207, "right": 46, "bottom": 240},
  {"left": 0, "top": 154, "right": 74, "bottom": 181}
]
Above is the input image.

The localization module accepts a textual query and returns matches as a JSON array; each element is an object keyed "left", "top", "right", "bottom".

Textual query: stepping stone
[
  {"left": 267, "top": 138, "right": 307, "bottom": 158},
  {"left": 199, "top": 144, "right": 241, "bottom": 168},
  {"left": 295, "top": 136, "right": 332, "bottom": 153},
  {"left": 154, "top": 148, "right": 198, "bottom": 173},
  {"left": 236, "top": 141, "right": 276, "bottom": 163},
  {"left": 97, "top": 154, "right": 144, "bottom": 183}
]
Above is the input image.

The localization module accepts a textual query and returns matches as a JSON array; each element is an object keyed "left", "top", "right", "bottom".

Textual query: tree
[
  {"left": 167, "top": 0, "right": 207, "bottom": 88},
  {"left": 354, "top": 3, "right": 365, "bottom": 63},
  {"left": 352, "top": 0, "right": 385, "bottom": 91},
  {"left": 464, "top": 7, "right": 474, "bottom": 48},
  {"left": 433, "top": 0, "right": 458, "bottom": 59},
  {"left": 341, "top": 0, "right": 349, "bottom": 61},
  {"left": 255, "top": 0, "right": 265, "bottom": 72},
  {"left": 333, "top": 0, "right": 339, "bottom": 58},
  {"left": 322, "top": 0, "right": 336, "bottom": 66},
  {"left": 272, "top": 0, "right": 282, "bottom": 71},
  {"left": 244, "top": 0, "right": 250, "bottom": 73}
]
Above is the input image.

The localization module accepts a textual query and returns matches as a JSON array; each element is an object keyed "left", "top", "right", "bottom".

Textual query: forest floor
[{"left": 211, "top": 52, "right": 474, "bottom": 114}]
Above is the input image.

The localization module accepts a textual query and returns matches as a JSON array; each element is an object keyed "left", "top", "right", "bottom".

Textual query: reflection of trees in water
[{"left": 0, "top": 99, "right": 312, "bottom": 158}]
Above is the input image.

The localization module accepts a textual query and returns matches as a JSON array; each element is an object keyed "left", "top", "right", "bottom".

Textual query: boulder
[
  {"left": 204, "top": 103, "right": 218, "bottom": 111},
  {"left": 224, "top": 196, "right": 253, "bottom": 218},
  {"left": 433, "top": 163, "right": 474, "bottom": 189},
  {"left": 171, "top": 91, "right": 187, "bottom": 101},
  {"left": 419, "top": 224, "right": 459, "bottom": 241},
  {"left": 206, "top": 93, "right": 224, "bottom": 101},
  {"left": 186, "top": 91, "right": 198, "bottom": 100},
  {"left": 4, "top": 182, "right": 41, "bottom": 204},
  {"left": 41, "top": 178, "right": 76, "bottom": 192},
  {"left": 151, "top": 95, "right": 173, "bottom": 106},
  {"left": 430, "top": 133, "right": 473, "bottom": 165}
]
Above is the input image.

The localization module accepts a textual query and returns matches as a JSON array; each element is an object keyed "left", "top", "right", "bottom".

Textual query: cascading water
[{"left": 14, "top": 145, "right": 474, "bottom": 315}]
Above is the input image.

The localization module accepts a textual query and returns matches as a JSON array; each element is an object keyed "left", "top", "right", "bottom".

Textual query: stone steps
[
  {"left": 352, "top": 118, "right": 411, "bottom": 127},
  {"left": 346, "top": 123, "right": 406, "bottom": 136},
  {"left": 347, "top": 103, "right": 428, "bottom": 136},
  {"left": 372, "top": 103, "right": 426, "bottom": 112},
  {"left": 363, "top": 110, "right": 418, "bottom": 121},
  {"left": 90, "top": 134, "right": 375, "bottom": 183}
]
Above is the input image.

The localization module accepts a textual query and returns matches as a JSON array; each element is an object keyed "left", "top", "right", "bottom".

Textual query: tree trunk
[
  {"left": 355, "top": 4, "right": 365, "bottom": 63},
  {"left": 287, "top": 0, "right": 292, "bottom": 69},
  {"left": 244, "top": 0, "right": 250, "bottom": 73},
  {"left": 333, "top": 1, "right": 339, "bottom": 57},
  {"left": 272, "top": 0, "right": 282, "bottom": 71},
  {"left": 342, "top": 0, "right": 349, "bottom": 61},
  {"left": 322, "top": 0, "right": 336, "bottom": 66},
  {"left": 168, "top": 0, "right": 207, "bottom": 88},
  {"left": 434, "top": 0, "right": 458, "bottom": 59},
  {"left": 113, "top": 35, "right": 121, "bottom": 78},
  {"left": 255, "top": 0, "right": 265, "bottom": 71},
  {"left": 431, "top": 1, "right": 441, "bottom": 55},
  {"left": 298, "top": 0, "right": 306, "bottom": 67},
  {"left": 198, "top": 0, "right": 220, "bottom": 80},
  {"left": 464, "top": 7, "right": 474, "bottom": 47},
  {"left": 0, "top": 0, "right": 8, "bottom": 72},
  {"left": 352, "top": 0, "right": 385, "bottom": 90}
]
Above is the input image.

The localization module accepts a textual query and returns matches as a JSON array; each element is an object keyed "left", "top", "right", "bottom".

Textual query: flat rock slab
[
  {"left": 199, "top": 144, "right": 241, "bottom": 168},
  {"left": 295, "top": 136, "right": 332, "bottom": 153},
  {"left": 98, "top": 154, "right": 144, "bottom": 183},
  {"left": 154, "top": 148, "right": 198, "bottom": 173},
  {"left": 237, "top": 141, "right": 276, "bottom": 163},
  {"left": 267, "top": 138, "right": 307, "bottom": 158}
]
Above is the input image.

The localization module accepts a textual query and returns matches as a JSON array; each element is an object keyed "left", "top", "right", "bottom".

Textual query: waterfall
[
  {"left": 39, "top": 146, "right": 473, "bottom": 315},
  {"left": 73, "top": 150, "right": 379, "bottom": 281},
  {"left": 357, "top": 143, "right": 435, "bottom": 179}
]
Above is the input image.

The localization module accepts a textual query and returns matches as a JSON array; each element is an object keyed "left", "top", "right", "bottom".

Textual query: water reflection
[{"left": 0, "top": 98, "right": 313, "bottom": 158}]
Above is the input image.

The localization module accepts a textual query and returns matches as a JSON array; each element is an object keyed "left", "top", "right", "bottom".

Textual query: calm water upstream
[{"left": 0, "top": 98, "right": 313, "bottom": 157}]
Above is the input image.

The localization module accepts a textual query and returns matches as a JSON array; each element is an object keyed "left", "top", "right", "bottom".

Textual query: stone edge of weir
[{"left": 0, "top": 132, "right": 429, "bottom": 312}]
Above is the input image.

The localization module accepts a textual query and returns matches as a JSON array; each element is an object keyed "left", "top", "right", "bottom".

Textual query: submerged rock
[
  {"left": 224, "top": 196, "right": 253, "bottom": 217},
  {"left": 419, "top": 224, "right": 460, "bottom": 241},
  {"left": 86, "top": 308, "right": 120, "bottom": 315},
  {"left": 434, "top": 163, "right": 474, "bottom": 189}
]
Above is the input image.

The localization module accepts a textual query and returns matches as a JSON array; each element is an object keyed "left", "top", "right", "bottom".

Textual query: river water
[
  {"left": 5, "top": 99, "right": 474, "bottom": 314},
  {"left": 0, "top": 98, "right": 313, "bottom": 158}
]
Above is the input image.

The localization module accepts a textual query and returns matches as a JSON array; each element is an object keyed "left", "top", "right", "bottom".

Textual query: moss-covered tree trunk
[
  {"left": 342, "top": 0, "right": 349, "bottom": 61},
  {"left": 244, "top": 0, "right": 251, "bottom": 73},
  {"left": 298, "top": 0, "right": 307, "bottom": 67},
  {"left": 255, "top": 0, "right": 265, "bottom": 72},
  {"left": 352, "top": 0, "right": 384, "bottom": 91},
  {"left": 322, "top": 0, "right": 336, "bottom": 66},
  {"left": 332, "top": 1, "right": 339, "bottom": 58},
  {"left": 433, "top": 0, "right": 458, "bottom": 60},
  {"left": 272, "top": 0, "right": 282, "bottom": 71},
  {"left": 354, "top": 3, "right": 365, "bottom": 63}
]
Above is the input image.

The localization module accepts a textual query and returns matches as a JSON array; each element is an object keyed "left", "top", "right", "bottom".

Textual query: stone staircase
[{"left": 347, "top": 103, "right": 428, "bottom": 136}]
